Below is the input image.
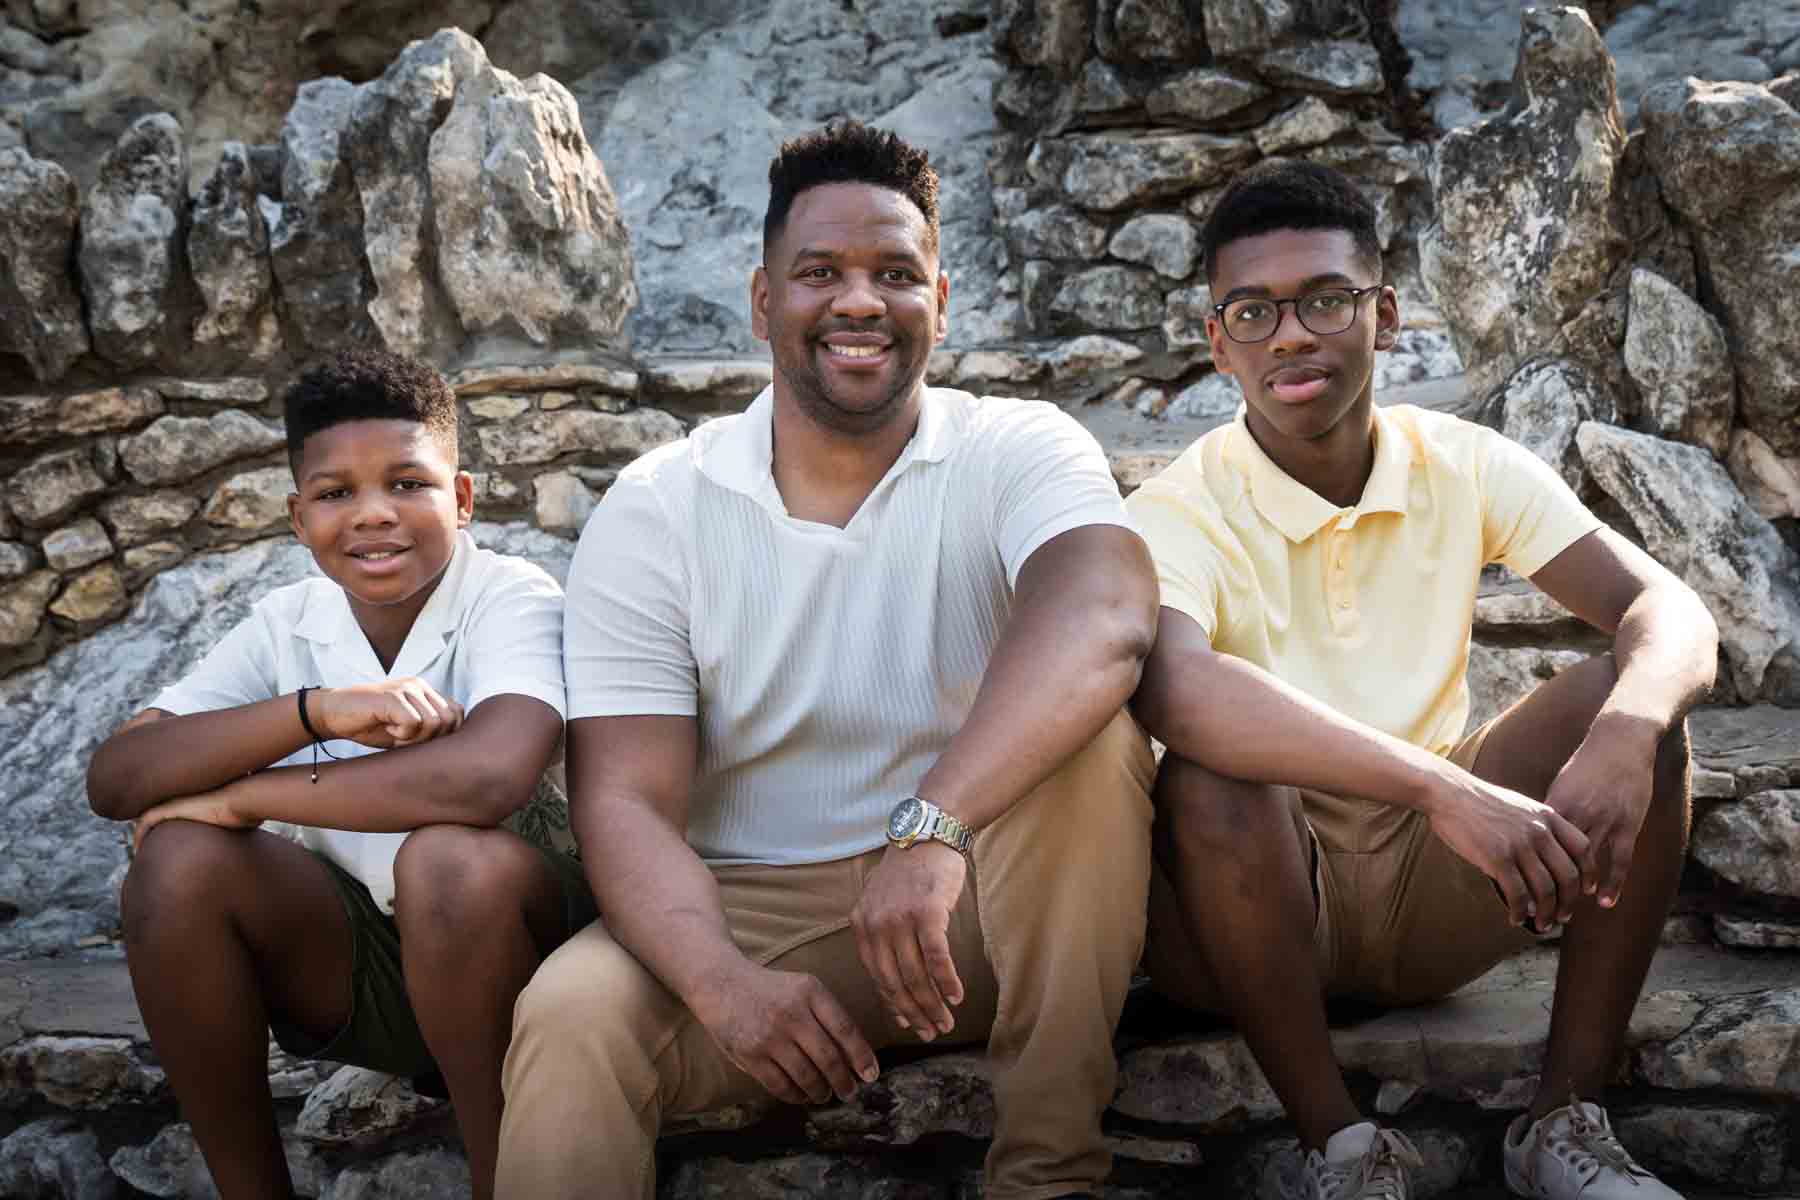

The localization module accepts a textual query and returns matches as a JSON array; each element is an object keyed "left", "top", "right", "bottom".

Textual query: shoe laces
[
  {"left": 1316, "top": 1128, "right": 1422, "bottom": 1200},
  {"left": 1545, "top": 1094, "right": 1652, "bottom": 1187}
]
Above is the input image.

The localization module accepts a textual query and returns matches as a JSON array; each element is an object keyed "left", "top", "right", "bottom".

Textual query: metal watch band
[{"left": 922, "top": 804, "right": 973, "bottom": 854}]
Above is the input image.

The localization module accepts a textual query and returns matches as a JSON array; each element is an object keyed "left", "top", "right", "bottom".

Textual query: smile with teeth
[
  {"left": 351, "top": 549, "right": 406, "bottom": 560},
  {"left": 826, "top": 344, "right": 886, "bottom": 358}
]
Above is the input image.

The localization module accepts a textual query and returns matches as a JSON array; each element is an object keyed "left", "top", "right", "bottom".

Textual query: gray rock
[
  {"left": 665, "top": 1154, "right": 942, "bottom": 1200},
  {"left": 1145, "top": 68, "right": 1269, "bottom": 125},
  {"left": 1255, "top": 96, "right": 1356, "bottom": 155},
  {"left": 1203, "top": 0, "right": 1299, "bottom": 59},
  {"left": 431, "top": 61, "right": 635, "bottom": 348},
  {"left": 1577, "top": 421, "right": 1800, "bottom": 700},
  {"left": 466, "top": 395, "right": 533, "bottom": 422},
  {"left": 993, "top": 0, "right": 1092, "bottom": 76},
  {"left": 108, "top": 1124, "right": 220, "bottom": 1200},
  {"left": 953, "top": 350, "right": 1042, "bottom": 389},
  {"left": 0, "top": 570, "right": 57, "bottom": 648},
  {"left": 1042, "top": 335, "right": 1146, "bottom": 375},
  {"left": 1115, "top": 1033, "right": 1283, "bottom": 1129},
  {"left": 49, "top": 563, "right": 127, "bottom": 627},
  {"left": 0, "top": 1117, "right": 117, "bottom": 1200},
  {"left": 806, "top": 1053, "right": 992, "bottom": 1146},
  {"left": 1032, "top": 129, "right": 1257, "bottom": 211},
  {"left": 120, "top": 541, "right": 188, "bottom": 583},
  {"left": 1691, "top": 790, "right": 1800, "bottom": 899},
  {"left": 642, "top": 359, "right": 773, "bottom": 407},
  {"left": 1613, "top": 1104, "right": 1787, "bottom": 1189},
  {"left": 450, "top": 362, "right": 639, "bottom": 397},
  {"left": 0, "top": 387, "right": 164, "bottom": 447},
  {"left": 532, "top": 472, "right": 596, "bottom": 535},
  {"left": 120, "top": 411, "right": 285, "bottom": 486},
  {"left": 475, "top": 408, "right": 683, "bottom": 467},
  {"left": 323, "top": 1145, "right": 471, "bottom": 1200},
  {"left": 1256, "top": 40, "right": 1385, "bottom": 96},
  {"left": 0, "top": 541, "right": 35, "bottom": 581},
  {"left": 0, "top": 1034, "right": 164, "bottom": 1109},
  {"left": 202, "top": 466, "right": 294, "bottom": 532},
  {"left": 1161, "top": 283, "right": 1214, "bottom": 352},
  {"left": 346, "top": 30, "right": 486, "bottom": 359},
  {"left": 268, "top": 77, "right": 376, "bottom": 353},
  {"left": 1466, "top": 643, "right": 1587, "bottom": 731},
  {"left": 1072, "top": 59, "right": 1138, "bottom": 117},
  {"left": 188, "top": 142, "right": 278, "bottom": 356},
  {"left": 41, "top": 518, "right": 111, "bottom": 571},
  {"left": 1691, "top": 705, "right": 1800, "bottom": 794},
  {"left": 148, "top": 376, "right": 270, "bottom": 406},
  {"left": 1043, "top": 264, "right": 1166, "bottom": 332},
  {"left": 0, "top": 147, "right": 87, "bottom": 381},
  {"left": 5, "top": 447, "right": 107, "bottom": 526},
  {"left": 78, "top": 112, "right": 186, "bottom": 367},
  {"left": 99, "top": 491, "right": 202, "bottom": 547},
  {"left": 1098, "top": 0, "right": 1202, "bottom": 65},
  {"left": 295, "top": 1066, "right": 447, "bottom": 1147},
  {"left": 1497, "top": 357, "right": 1613, "bottom": 492},
  {"left": 1634, "top": 986, "right": 1800, "bottom": 1098},
  {"left": 1109, "top": 213, "right": 1197, "bottom": 279},
  {"left": 1727, "top": 428, "right": 1800, "bottom": 521},
  {"left": 1168, "top": 373, "right": 1241, "bottom": 421},
  {"left": 1472, "top": 572, "right": 1577, "bottom": 636},
  {"left": 1714, "top": 914, "right": 1800, "bottom": 952},
  {"left": 1420, "top": 7, "right": 1629, "bottom": 410},
  {"left": 1640, "top": 77, "right": 1800, "bottom": 457},
  {"left": 1004, "top": 205, "right": 1110, "bottom": 260},
  {"left": 1623, "top": 269, "right": 1734, "bottom": 459}
]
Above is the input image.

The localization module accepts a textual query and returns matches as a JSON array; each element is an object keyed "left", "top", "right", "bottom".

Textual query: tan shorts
[{"left": 1145, "top": 717, "right": 1536, "bottom": 1009}]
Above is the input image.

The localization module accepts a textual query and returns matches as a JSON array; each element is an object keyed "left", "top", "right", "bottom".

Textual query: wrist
[
  {"left": 1400, "top": 745, "right": 1460, "bottom": 818},
  {"left": 682, "top": 950, "right": 758, "bottom": 1025},
  {"left": 298, "top": 686, "right": 335, "bottom": 743},
  {"left": 1589, "top": 707, "right": 1666, "bottom": 751}
]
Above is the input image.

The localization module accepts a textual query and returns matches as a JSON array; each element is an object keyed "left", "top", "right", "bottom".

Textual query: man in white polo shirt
[{"left": 495, "top": 120, "right": 1159, "bottom": 1199}]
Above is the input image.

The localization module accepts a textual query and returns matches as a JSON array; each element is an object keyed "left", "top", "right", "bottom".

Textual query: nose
[
  {"left": 1267, "top": 300, "right": 1317, "bottom": 355},
  {"left": 831, "top": 270, "right": 886, "bottom": 319},
  {"left": 351, "top": 491, "right": 399, "bottom": 529}
]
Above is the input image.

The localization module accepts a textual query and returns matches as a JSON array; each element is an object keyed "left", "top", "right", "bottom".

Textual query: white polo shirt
[
  {"left": 152, "top": 530, "right": 566, "bottom": 912},
  {"left": 563, "top": 386, "right": 1134, "bottom": 866}
]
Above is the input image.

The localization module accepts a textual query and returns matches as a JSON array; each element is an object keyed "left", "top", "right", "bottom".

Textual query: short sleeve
[
  {"left": 151, "top": 602, "right": 281, "bottom": 715},
  {"left": 1476, "top": 427, "right": 1605, "bottom": 578},
  {"left": 459, "top": 559, "right": 568, "bottom": 718},
  {"left": 562, "top": 472, "right": 698, "bottom": 719},
  {"left": 984, "top": 401, "right": 1136, "bottom": 586},
  {"left": 1125, "top": 474, "right": 1232, "bottom": 643}
]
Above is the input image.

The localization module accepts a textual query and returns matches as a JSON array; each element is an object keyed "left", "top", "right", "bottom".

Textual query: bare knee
[
  {"left": 1154, "top": 753, "right": 1300, "bottom": 861},
  {"left": 122, "top": 821, "right": 254, "bottom": 941},
  {"left": 393, "top": 824, "right": 538, "bottom": 943}
]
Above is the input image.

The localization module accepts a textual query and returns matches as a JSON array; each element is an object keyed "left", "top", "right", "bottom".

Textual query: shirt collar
[
  {"left": 1228, "top": 405, "right": 1415, "bottom": 543},
  {"left": 694, "top": 385, "right": 960, "bottom": 515},
  {"left": 293, "top": 529, "right": 475, "bottom": 677}
]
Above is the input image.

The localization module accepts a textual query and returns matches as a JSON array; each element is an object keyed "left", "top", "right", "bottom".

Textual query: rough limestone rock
[
  {"left": 475, "top": 408, "right": 683, "bottom": 467},
  {"left": 48, "top": 563, "right": 127, "bottom": 627},
  {"left": 0, "top": 543, "right": 36, "bottom": 581},
  {"left": 664, "top": 1153, "right": 940, "bottom": 1200},
  {"left": 0, "top": 1035, "right": 164, "bottom": 1109},
  {"left": 99, "top": 491, "right": 201, "bottom": 547},
  {"left": 532, "top": 471, "right": 596, "bottom": 534},
  {"left": 5, "top": 447, "right": 107, "bottom": 527},
  {"left": 322, "top": 1145, "right": 471, "bottom": 1200},
  {"left": 1614, "top": 1104, "right": 1789, "bottom": 1191},
  {"left": 0, "top": 146, "right": 87, "bottom": 380},
  {"left": 41, "top": 518, "right": 112, "bottom": 571},
  {"left": 1466, "top": 644, "right": 1587, "bottom": 731},
  {"left": 107, "top": 1124, "right": 220, "bottom": 1200},
  {"left": 1031, "top": 129, "right": 1257, "bottom": 211},
  {"left": 1728, "top": 428, "right": 1800, "bottom": 521},
  {"left": 1577, "top": 421, "right": 1800, "bottom": 700},
  {"left": 429, "top": 59, "right": 635, "bottom": 348},
  {"left": 806, "top": 1053, "right": 992, "bottom": 1147},
  {"left": 0, "top": 387, "right": 163, "bottom": 446},
  {"left": 1634, "top": 986, "right": 1800, "bottom": 1098},
  {"left": 267, "top": 77, "right": 375, "bottom": 354},
  {"left": 1098, "top": 0, "right": 1203, "bottom": 65},
  {"left": 1640, "top": 76, "right": 1800, "bottom": 457},
  {"left": 1115, "top": 1034, "right": 1283, "bottom": 1129},
  {"left": 295, "top": 1066, "right": 446, "bottom": 1148},
  {"left": 0, "top": 1117, "right": 117, "bottom": 1200},
  {"left": 1256, "top": 95, "right": 1356, "bottom": 154},
  {"left": 1691, "top": 790, "right": 1800, "bottom": 899},
  {"left": 187, "top": 142, "right": 277, "bottom": 356},
  {"left": 1420, "top": 7, "right": 1629, "bottom": 408},
  {"left": 202, "top": 466, "right": 294, "bottom": 533},
  {"left": 1043, "top": 265, "right": 1166, "bottom": 332},
  {"left": 1004, "top": 205, "right": 1110, "bottom": 260},
  {"left": 0, "top": 570, "right": 57, "bottom": 649},
  {"left": 1109, "top": 212, "right": 1198, "bottom": 279},
  {"left": 346, "top": 31, "right": 486, "bottom": 359},
  {"left": 1495, "top": 357, "right": 1614, "bottom": 491},
  {"left": 119, "top": 411, "right": 285, "bottom": 487},
  {"left": 1145, "top": 68, "right": 1269, "bottom": 125},
  {"left": 1623, "top": 268, "right": 1734, "bottom": 459},
  {"left": 78, "top": 112, "right": 186, "bottom": 367},
  {"left": 994, "top": 0, "right": 1092, "bottom": 76},
  {"left": 1255, "top": 40, "right": 1385, "bottom": 96}
]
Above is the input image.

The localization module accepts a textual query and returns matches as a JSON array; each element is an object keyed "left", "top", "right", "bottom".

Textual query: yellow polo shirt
[{"left": 1127, "top": 404, "right": 1601, "bottom": 762}]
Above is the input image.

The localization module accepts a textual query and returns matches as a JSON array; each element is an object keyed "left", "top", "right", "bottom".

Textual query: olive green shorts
[{"left": 271, "top": 844, "right": 596, "bottom": 1080}]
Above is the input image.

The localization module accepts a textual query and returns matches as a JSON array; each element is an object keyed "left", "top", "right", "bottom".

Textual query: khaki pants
[{"left": 496, "top": 711, "right": 1156, "bottom": 1200}]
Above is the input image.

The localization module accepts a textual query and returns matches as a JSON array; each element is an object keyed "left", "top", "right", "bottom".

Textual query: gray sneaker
[{"left": 1299, "top": 1121, "right": 1422, "bottom": 1200}]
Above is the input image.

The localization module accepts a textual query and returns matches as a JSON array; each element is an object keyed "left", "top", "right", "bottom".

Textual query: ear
[
  {"left": 453, "top": 470, "right": 475, "bottom": 529},
  {"left": 1205, "top": 314, "right": 1239, "bottom": 379},
  {"left": 934, "top": 270, "right": 950, "bottom": 344},
  {"left": 750, "top": 265, "right": 770, "bottom": 342},
  {"left": 1373, "top": 285, "right": 1401, "bottom": 351},
  {"left": 286, "top": 490, "right": 309, "bottom": 547}
]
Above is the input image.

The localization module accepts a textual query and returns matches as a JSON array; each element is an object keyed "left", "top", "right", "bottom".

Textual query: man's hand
[
  {"left": 132, "top": 784, "right": 257, "bottom": 850},
  {"left": 690, "top": 960, "right": 878, "bottom": 1106},
  {"left": 851, "top": 841, "right": 968, "bottom": 1040},
  {"left": 1426, "top": 771, "right": 1591, "bottom": 933},
  {"left": 311, "top": 679, "right": 464, "bottom": 749},
  {"left": 1543, "top": 714, "right": 1662, "bottom": 910}
]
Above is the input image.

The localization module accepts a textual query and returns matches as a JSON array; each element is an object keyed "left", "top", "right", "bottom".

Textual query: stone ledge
[{"left": 3, "top": 945, "right": 1797, "bottom": 1196}]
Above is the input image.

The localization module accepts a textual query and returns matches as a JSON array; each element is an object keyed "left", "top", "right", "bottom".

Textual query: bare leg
[
  {"left": 392, "top": 826, "right": 571, "bottom": 1200},
  {"left": 122, "top": 823, "right": 353, "bottom": 1200},
  {"left": 1152, "top": 754, "right": 1361, "bottom": 1150},
  {"left": 1466, "top": 656, "right": 1692, "bottom": 1121}
]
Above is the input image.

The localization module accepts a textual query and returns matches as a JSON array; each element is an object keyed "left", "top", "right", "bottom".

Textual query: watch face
[{"left": 888, "top": 797, "right": 925, "bottom": 841}]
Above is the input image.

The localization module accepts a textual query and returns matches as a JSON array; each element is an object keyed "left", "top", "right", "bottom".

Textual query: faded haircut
[
  {"left": 763, "top": 118, "right": 941, "bottom": 256},
  {"left": 1199, "top": 160, "right": 1383, "bottom": 283},
  {"left": 282, "top": 349, "right": 458, "bottom": 475}
]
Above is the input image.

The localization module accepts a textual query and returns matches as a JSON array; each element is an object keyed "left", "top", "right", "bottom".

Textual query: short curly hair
[
  {"left": 763, "top": 119, "right": 941, "bottom": 255},
  {"left": 1199, "top": 160, "right": 1383, "bottom": 284},
  {"left": 282, "top": 349, "right": 458, "bottom": 475}
]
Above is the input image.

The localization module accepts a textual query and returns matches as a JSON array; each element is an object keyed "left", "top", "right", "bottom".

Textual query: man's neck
[
  {"left": 1246, "top": 395, "right": 1378, "bottom": 509},
  {"left": 770, "top": 390, "right": 923, "bottom": 528}
]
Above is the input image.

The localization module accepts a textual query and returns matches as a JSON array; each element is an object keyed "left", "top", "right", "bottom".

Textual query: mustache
[{"left": 810, "top": 322, "right": 898, "bottom": 339}]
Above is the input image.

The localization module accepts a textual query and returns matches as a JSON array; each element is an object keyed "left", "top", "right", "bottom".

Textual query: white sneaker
[
  {"left": 1299, "top": 1121, "right": 1422, "bottom": 1200},
  {"left": 1503, "top": 1097, "right": 1684, "bottom": 1198}
]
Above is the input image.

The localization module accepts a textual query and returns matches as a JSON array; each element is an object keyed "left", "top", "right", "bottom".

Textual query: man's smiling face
[
  {"left": 752, "top": 181, "right": 949, "bottom": 436},
  {"left": 1206, "top": 228, "right": 1398, "bottom": 447}
]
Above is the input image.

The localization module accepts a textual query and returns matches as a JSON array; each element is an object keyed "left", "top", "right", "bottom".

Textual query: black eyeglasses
[{"left": 1211, "top": 286, "right": 1382, "bottom": 344}]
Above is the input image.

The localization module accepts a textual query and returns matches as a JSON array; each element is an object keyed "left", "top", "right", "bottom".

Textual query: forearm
[
  {"left": 88, "top": 696, "right": 311, "bottom": 820},
  {"left": 1599, "top": 584, "right": 1718, "bottom": 737}
]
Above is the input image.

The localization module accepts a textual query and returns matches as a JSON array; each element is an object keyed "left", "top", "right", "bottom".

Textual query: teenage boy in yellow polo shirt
[{"left": 1126, "top": 161, "right": 1717, "bottom": 1200}]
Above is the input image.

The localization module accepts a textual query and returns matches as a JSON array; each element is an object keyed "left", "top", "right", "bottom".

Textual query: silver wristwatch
[{"left": 885, "top": 795, "right": 974, "bottom": 854}]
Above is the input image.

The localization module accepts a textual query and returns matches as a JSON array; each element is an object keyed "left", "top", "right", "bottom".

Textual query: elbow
[
  {"left": 1098, "top": 589, "right": 1158, "bottom": 693},
  {"left": 455, "top": 759, "right": 543, "bottom": 829},
  {"left": 85, "top": 752, "right": 134, "bottom": 822}
]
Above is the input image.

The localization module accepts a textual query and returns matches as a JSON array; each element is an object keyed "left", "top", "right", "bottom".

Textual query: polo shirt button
[{"left": 1338, "top": 600, "right": 1351, "bottom": 610}]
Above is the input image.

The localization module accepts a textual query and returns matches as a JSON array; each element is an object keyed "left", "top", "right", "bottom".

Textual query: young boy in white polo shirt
[{"left": 87, "top": 349, "right": 594, "bottom": 1200}]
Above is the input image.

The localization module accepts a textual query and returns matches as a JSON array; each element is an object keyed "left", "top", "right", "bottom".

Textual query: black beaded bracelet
[{"left": 296, "top": 686, "right": 342, "bottom": 783}]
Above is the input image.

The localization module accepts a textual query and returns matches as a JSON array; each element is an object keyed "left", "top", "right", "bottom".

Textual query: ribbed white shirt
[{"left": 563, "top": 386, "right": 1133, "bottom": 865}]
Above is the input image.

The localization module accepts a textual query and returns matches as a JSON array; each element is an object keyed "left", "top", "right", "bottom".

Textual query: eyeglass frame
[{"left": 1210, "top": 284, "right": 1386, "bottom": 344}]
